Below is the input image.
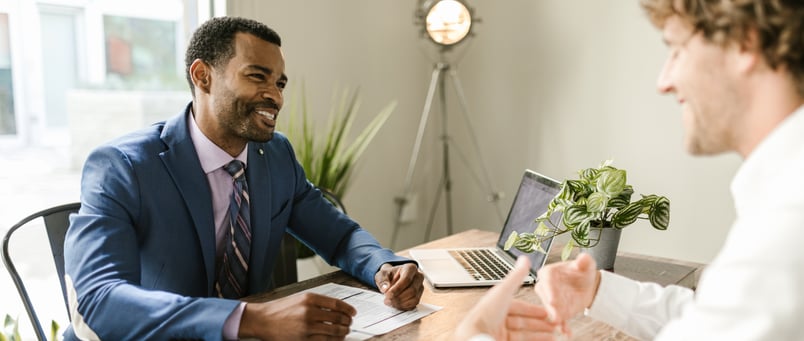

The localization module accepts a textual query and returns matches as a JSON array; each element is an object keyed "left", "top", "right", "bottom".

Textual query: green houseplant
[
  {"left": 281, "top": 85, "right": 396, "bottom": 258},
  {"left": 1, "top": 314, "right": 60, "bottom": 341},
  {"left": 504, "top": 160, "right": 670, "bottom": 269}
]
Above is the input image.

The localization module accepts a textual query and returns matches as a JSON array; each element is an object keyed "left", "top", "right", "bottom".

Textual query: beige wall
[{"left": 230, "top": 1, "right": 741, "bottom": 264}]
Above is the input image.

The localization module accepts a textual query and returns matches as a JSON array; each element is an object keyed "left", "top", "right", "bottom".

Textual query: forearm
[
  {"left": 331, "top": 228, "right": 414, "bottom": 287},
  {"left": 70, "top": 280, "right": 238, "bottom": 340}
]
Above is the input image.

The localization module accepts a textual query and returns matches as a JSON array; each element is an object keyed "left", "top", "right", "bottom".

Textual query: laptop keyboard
[{"left": 449, "top": 249, "right": 512, "bottom": 281}]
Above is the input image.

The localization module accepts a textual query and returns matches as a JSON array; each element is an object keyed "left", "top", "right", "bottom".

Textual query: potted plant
[
  {"left": 281, "top": 85, "right": 396, "bottom": 258},
  {"left": 504, "top": 160, "right": 670, "bottom": 270}
]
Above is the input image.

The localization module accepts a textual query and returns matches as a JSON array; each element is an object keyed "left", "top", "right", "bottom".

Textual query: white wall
[{"left": 229, "top": 1, "right": 741, "bottom": 264}]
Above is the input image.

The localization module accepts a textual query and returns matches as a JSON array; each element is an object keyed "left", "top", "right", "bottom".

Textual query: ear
[
  {"left": 734, "top": 27, "right": 762, "bottom": 74},
  {"left": 190, "top": 59, "right": 212, "bottom": 94}
]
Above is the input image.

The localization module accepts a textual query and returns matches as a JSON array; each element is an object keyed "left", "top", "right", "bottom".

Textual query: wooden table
[{"left": 247, "top": 229, "right": 704, "bottom": 340}]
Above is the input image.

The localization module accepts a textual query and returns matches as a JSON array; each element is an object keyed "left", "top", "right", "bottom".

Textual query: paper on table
[{"left": 303, "top": 282, "right": 441, "bottom": 340}]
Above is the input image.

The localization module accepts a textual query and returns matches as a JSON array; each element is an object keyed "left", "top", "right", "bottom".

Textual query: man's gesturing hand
[
  {"left": 374, "top": 263, "right": 425, "bottom": 310},
  {"left": 239, "top": 292, "right": 357, "bottom": 340},
  {"left": 535, "top": 253, "right": 601, "bottom": 333}
]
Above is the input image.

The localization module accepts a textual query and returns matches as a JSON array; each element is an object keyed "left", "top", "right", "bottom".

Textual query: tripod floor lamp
[{"left": 391, "top": 0, "right": 504, "bottom": 249}]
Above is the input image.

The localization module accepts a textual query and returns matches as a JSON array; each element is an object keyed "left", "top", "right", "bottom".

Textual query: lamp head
[{"left": 416, "top": 0, "right": 475, "bottom": 48}]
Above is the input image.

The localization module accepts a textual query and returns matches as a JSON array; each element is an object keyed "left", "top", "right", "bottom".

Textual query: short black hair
[{"left": 184, "top": 16, "right": 282, "bottom": 96}]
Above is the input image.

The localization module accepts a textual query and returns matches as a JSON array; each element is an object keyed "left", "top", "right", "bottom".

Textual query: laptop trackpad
[{"left": 414, "top": 250, "right": 476, "bottom": 282}]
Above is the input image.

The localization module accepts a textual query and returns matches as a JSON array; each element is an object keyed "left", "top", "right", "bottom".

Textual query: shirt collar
[{"left": 188, "top": 108, "right": 248, "bottom": 174}]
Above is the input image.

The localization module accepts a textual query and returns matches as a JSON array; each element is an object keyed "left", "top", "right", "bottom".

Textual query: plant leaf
[
  {"left": 571, "top": 220, "right": 591, "bottom": 247},
  {"left": 611, "top": 201, "right": 642, "bottom": 229},
  {"left": 561, "top": 241, "right": 574, "bottom": 261},
  {"left": 2, "top": 315, "right": 17, "bottom": 341},
  {"left": 535, "top": 221, "right": 551, "bottom": 236},
  {"left": 597, "top": 168, "right": 627, "bottom": 197},
  {"left": 608, "top": 185, "right": 633, "bottom": 208},
  {"left": 503, "top": 231, "right": 518, "bottom": 250},
  {"left": 50, "top": 320, "right": 60, "bottom": 341},
  {"left": 562, "top": 204, "right": 593, "bottom": 228},
  {"left": 638, "top": 194, "right": 659, "bottom": 213},
  {"left": 533, "top": 241, "right": 546, "bottom": 254},
  {"left": 586, "top": 192, "right": 608, "bottom": 212},
  {"left": 649, "top": 196, "right": 671, "bottom": 230},
  {"left": 565, "top": 179, "right": 586, "bottom": 197},
  {"left": 579, "top": 167, "right": 599, "bottom": 182}
]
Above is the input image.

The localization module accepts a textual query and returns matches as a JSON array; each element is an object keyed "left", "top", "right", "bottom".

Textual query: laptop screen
[{"left": 496, "top": 170, "right": 562, "bottom": 274}]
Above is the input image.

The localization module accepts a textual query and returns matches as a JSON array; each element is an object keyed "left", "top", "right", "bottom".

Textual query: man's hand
[
  {"left": 238, "top": 292, "right": 356, "bottom": 340},
  {"left": 534, "top": 253, "right": 601, "bottom": 333},
  {"left": 454, "top": 256, "right": 557, "bottom": 341},
  {"left": 374, "top": 263, "right": 425, "bottom": 310}
]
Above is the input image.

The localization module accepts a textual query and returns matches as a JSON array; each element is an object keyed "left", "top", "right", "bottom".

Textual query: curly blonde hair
[{"left": 641, "top": 0, "right": 804, "bottom": 96}]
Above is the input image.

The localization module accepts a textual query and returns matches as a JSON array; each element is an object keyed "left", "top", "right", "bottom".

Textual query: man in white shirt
[
  {"left": 534, "top": 0, "right": 804, "bottom": 340},
  {"left": 456, "top": 0, "right": 804, "bottom": 340}
]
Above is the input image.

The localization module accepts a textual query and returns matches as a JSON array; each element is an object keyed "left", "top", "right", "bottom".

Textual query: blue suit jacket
[{"left": 63, "top": 104, "right": 410, "bottom": 340}]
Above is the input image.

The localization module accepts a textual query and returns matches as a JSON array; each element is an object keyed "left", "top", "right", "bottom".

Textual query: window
[
  {"left": 103, "top": 15, "right": 184, "bottom": 90},
  {"left": 0, "top": 12, "right": 14, "bottom": 135}
]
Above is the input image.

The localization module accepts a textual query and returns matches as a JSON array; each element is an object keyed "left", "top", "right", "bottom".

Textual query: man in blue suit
[{"left": 63, "top": 16, "right": 424, "bottom": 340}]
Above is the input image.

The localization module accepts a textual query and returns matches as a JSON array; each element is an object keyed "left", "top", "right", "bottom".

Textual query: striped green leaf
[
  {"left": 649, "top": 196, "right": 671, "bottom": 230},
  {"left": 579, "top": 167, "right": 599, "bottom": 182},
  {"left": 611, "top": 202, "right": 642, "bottom": 229},
  {"left": 586, "top": 192, "right": 608, "bottom": 212},
  {"left": 571, "top": 220, "right": 592, "bottom": 247},
  {"left": 562, "top": 204, "right": 593, "bottom": 228},
  {"left": 608, "top": 185, "right": 633, "bottom": 208},
  {"left": 638, "top": 194, "right": 659, "bottom": 213}
]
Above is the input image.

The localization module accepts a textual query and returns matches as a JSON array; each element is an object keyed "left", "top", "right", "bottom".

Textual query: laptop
[{"left": 409, "top": 170, "right": 562, "bottom": 288}]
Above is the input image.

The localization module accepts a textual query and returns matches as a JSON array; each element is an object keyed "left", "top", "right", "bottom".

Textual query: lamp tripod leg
[
  {"left": 423, "top": 172, "right": 446, "bottom": 241},
  {"left": 391, "top": 63, "right": 446, "bottom": 249},
  {"left": 446, "top": 69, "right": 506, "bottom": 222}
]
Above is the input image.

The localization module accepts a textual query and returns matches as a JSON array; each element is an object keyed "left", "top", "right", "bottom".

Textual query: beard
[{"left": 215, "top": 88, "right": 276, "bottom": 143}]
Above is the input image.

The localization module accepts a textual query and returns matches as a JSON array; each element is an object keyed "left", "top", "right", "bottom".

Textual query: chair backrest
[
  {"left": 271, "top": 188, "right": 348, "bottom": 288},
  {"left": 2, "top": 202, "right": 80, "bottom": 341},
  {"left": 319, "top": 187, "right": 347, "bottom": 215}
]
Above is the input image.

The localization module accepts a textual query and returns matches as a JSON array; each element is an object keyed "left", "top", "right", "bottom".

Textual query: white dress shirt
[{"left": 587, "top": 105, "right": 804, "bottom": 340}]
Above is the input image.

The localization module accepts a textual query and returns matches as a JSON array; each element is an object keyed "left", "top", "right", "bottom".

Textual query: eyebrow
[{"left": 246, "top": 64, "right": 288, "bottom": 82}]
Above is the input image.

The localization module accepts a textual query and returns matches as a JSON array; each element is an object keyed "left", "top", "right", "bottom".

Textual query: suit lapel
[
  {"left": 159, "top": 104, "right": 217, "bottom": 294},
  {"left": 246, "top": 142, "right": 272, "bottom": 292}
]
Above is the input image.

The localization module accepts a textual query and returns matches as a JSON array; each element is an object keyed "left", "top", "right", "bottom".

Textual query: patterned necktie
[{"left": 215, "top": 160, "right": 252, "bottom": 298}]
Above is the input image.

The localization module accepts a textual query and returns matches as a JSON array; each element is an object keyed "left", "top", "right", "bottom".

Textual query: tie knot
[{"left": 224, "top": 160, "right": 245, "bottom": 179}]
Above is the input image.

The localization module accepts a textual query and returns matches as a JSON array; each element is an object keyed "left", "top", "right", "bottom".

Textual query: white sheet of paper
[{"left": 303, "top": 282, "right": 441, "bottom": 340}]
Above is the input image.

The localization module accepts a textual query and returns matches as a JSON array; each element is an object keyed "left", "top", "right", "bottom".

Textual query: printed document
[{"left": 304, "top": 282, "right": 441, "bottom": 340}]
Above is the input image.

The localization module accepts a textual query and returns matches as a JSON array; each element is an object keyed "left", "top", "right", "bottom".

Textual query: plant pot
[{"left": 581, "top": 227, "right": 622, "bottom": 271}]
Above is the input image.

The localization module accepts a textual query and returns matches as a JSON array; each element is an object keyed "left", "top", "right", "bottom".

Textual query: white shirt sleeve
[
  {"left": 587, "top": 210, "right": 804, "bottom": 341},
  {"left": 586, "top": 270, "right": 693, "bottom": 341}
]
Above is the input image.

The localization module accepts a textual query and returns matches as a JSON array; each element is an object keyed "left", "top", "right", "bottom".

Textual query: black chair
[
  {"left": 319, "top": 187, "right": 347, "bottom": 215},
  {"left": 273, "top": 187, "right": 348, "bottom": 287},
  {"left": 2, "top": 202, "right": 80, "bottom": 341}
]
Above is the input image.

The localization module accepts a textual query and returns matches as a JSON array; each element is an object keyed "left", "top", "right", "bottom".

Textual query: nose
[
  {"left": 261, "top": 86, "right": 283, "bottom": 109},
  {"left": 656, "top": 56, "right": 674, "bottom": 94}
]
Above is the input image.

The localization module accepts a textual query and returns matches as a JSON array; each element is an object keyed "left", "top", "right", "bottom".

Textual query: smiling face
[
  {"left": 656, "top": 16, "right": 743, "bottom": 156},
  {"left": 193, "top": 32, "right": 287, "bottom": 155}
]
